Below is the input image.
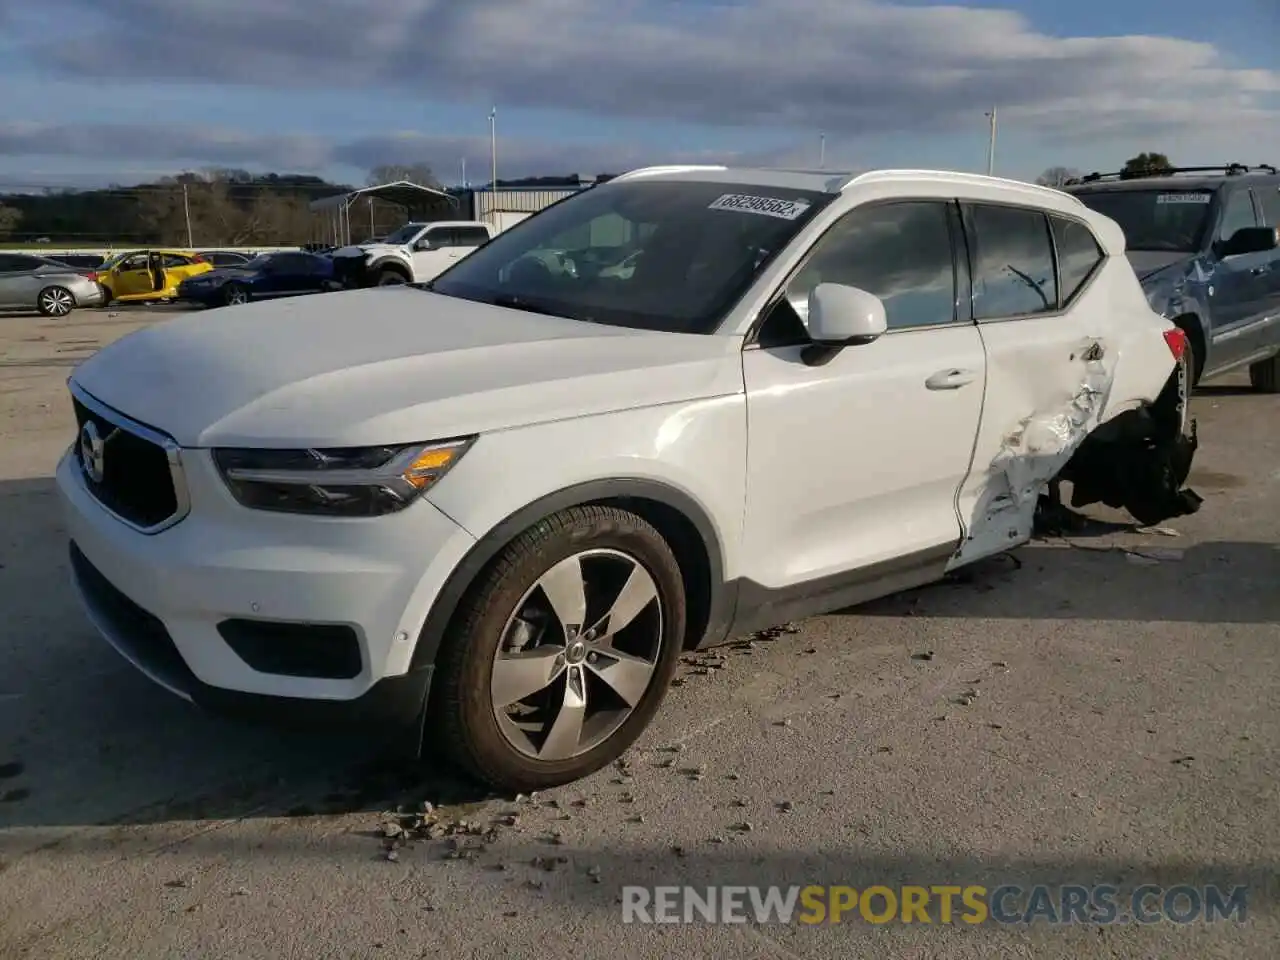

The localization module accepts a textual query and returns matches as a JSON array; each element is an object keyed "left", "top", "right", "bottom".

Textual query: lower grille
[
  {"left": 69, "top": 542, "right": 198, "bottom": 692},
  {"left": 71, "top": 389, "right": 182, "bottom": 530}
]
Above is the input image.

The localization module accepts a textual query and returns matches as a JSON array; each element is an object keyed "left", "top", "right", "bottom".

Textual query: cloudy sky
[{"left": 2, "top": 0, "right": 1278, "bottom": 190}]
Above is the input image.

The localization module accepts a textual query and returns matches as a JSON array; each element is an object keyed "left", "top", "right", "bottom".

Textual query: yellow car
[{"left": 98, "top": 248, "right": 214, "bottom": 305}]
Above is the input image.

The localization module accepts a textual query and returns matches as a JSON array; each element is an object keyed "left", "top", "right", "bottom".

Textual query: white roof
[{"left": 611, "top": 165, "right": 1083, "bottom": 209}]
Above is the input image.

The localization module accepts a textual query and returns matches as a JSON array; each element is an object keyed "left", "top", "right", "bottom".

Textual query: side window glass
[
  {"left": 1050, "top": 216, "right": 1105, "bottom": 306},
  {"left": 457, "top": 227, "right": 491, "bottom": 246},
  {"left": 1255, "top": 187, "right": 1280, "bottom": 229},
  {"left": 967, "top": 204, "right": 1057, "bottom": 320},
  {"left": 163, "top": 254, "right": 189, "bottom": 268},
  {"left": 120, "top": 254, "right": 148, "bottom": 271},
  {"left": 424, "top": 228, "right": 452, "bottom": 248},
  {"left": 1217, "top": 190, "right": 1258, "bottom": 242},
  {"left": 783, "top": 200, "right": 956, "bottom": 330}
]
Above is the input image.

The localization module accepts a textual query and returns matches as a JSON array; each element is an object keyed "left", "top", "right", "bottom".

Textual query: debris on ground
[
  {"left": 911, "top": 651, "right": 935, "bottom": 662},
  {"left": 1136, "top": 525, "right": 1181, "bottom": 537}
]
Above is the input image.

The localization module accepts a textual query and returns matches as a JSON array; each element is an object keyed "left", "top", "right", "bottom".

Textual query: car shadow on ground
[{"left": 0, "top": 473, "right": 1276, "bottom": 833}]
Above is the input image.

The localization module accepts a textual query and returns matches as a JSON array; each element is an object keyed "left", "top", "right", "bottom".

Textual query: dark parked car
[
  {"left": 175, "top": 251, "right": 341, "bottom": 306},
  {"left": 1064, "top": 163, "right": 1280, "bottom": 390}
]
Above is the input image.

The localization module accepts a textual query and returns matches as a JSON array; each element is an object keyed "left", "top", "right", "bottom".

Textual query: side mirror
[
  {"left": 806, "top": 283, "right": 888, "bottom": 345},
  {"left": 413, "top": 237, "right": 433, "bottom": 251},
  {"left": 1220, "top": 226, "right": 1279, "bottom": 258}
]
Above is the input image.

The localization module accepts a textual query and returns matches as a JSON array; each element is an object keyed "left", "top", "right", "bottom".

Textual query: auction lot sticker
[
  {"left": 1156, "top": 193, "right": 1212, "bottom": 204},
  {"left": 708, "top": 194, "right": 812, "bottom": 220}
]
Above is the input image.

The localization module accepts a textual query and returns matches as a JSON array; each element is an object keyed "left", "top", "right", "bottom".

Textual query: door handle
[
  {"left": 925, "top": 368, "right": 978, "bottom": 390},
  {"left": 1249, "top": 265, "right": 1270, "bottom": 276}
]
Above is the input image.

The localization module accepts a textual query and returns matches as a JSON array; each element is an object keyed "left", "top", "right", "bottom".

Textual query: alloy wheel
[
  {"left": 490, "top": 548, "right": 664, "bottom": 762},
  {"left": 40, "top": 288, "right": 74, "bottom": 317}
]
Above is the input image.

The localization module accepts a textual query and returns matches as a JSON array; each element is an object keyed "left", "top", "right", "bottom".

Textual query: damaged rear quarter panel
[{"left": 949, "top": 259, "right": 1176, "bottom": 569}]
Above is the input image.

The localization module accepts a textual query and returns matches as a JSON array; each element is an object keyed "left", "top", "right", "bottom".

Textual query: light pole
[
  {"left": 985, "top": 106, "right": 998, "bottom": 176},
  {"left": 819, "top": 133, "right": 826, "bottom": 169},
  {"left": 489, "top": 107, "right": 498, "bottom": 191}
]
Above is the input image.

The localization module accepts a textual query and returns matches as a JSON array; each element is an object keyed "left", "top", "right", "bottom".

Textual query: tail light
[
  {"left": 191, "top": 254, "right": 206, "bottom": 263},
  {"left": 1163, "top": 327, "right": 1188, "bottom": 361},
  {"left": 83, "top": 271, "right": 98, "bottom": 282}
]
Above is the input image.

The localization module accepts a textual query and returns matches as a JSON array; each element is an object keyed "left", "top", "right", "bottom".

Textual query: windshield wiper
[{"left": 489, "top": 293, "right": 562, "bottom": 317}]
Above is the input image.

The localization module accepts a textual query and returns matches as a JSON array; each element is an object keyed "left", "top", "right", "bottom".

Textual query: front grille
[{"left": 72, "top": 394, "right": 180, "bottom": 529}]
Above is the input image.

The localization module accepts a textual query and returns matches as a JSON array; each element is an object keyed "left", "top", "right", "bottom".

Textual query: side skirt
[{"left": 712, "top": 541, "right": 959, "bottom": 645}]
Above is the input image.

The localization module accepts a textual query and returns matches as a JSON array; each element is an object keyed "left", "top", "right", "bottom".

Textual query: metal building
[{"left": 466, "top": 182, "right": 593, "bottom": 231}]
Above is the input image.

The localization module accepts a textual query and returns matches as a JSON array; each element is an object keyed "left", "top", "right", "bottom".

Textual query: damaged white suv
[{"left": 57, "top": 166, "right": 1199, "bottom": 791}]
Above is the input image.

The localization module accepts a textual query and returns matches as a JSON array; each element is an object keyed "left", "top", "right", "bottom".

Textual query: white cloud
[{"left": 4, "top": 0, "right": 1279, "bottom": 173}]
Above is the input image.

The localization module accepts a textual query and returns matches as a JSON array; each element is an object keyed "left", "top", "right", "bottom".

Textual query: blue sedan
[{"left": 176, "top": 251, "right": 341, "bottom": 306}]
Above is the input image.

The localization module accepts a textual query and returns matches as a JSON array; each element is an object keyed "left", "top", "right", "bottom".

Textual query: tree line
[
  {"left": 0, "top": 163, "right": 610, "bottom": 248},
  {"left": 1036, "top": 153, "right": 1175, "bottom": 187}
]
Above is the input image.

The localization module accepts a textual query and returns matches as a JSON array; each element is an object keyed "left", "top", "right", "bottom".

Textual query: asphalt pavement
[{"left": 0, "top": 307, "right": 1276, "bottom": 959}]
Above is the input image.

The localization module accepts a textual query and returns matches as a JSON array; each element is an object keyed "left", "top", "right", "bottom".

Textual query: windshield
[
  {"left": 382, "top": 223, "right": 426, "bottom": 245},
  {"left": 1072, "top": 188, "right": 1215, "bottom": 252},
  {"left": 429, "top": 180, "right": 832, "bottom": 333},
  {"left": 99, "top": 251, "right": 131, "bottom": 269}
]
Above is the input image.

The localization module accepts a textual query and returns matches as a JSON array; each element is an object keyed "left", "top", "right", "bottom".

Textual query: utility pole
[
  {"left": 182, "top": 182, "right": 193, "bottom": 248},
  {"left": 985, "top": 106, "right": 998, "bottom": 176},
  {"left": 819, "top": 133, "right": 826, "bottom": 169},
  {"left": 368, "top": 196, "right": 375, "bottom": 239},
  {"left": 489, "top": 107, "right": 498, "bottom": 192},
  {"left": 461, "top": 157, "right": 467, "bottom": 188}
]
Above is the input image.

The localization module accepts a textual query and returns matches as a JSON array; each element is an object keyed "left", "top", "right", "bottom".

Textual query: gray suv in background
[{"left": 1065, "top": 164, "right": 1280, "bottom": 391}]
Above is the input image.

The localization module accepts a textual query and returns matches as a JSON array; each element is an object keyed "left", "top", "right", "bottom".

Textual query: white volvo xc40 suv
[{"left": 57, "top": 166, "right": 1199, "bottom": 791}]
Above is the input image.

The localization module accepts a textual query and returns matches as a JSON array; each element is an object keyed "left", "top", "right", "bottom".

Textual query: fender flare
[
  {"left": 367, "top": 257, "right": 413, "bottom": 279},
  {"left": 409, "top": 478, "right": 733, "bottom": 670}
]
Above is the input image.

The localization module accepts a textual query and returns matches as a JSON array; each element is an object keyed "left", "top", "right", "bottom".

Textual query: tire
[
  {"left": 431, "top": 505, "right": 686, "bottom": 792},
  {"left": 99, "top": 286, "right": 113, "bottom": 309},
  {"left": 223, "top": 283, "right": 250, "bottom": 306},
  {"left": 376, "top": 269, "right": 409, "bottom": 286},
  {"left": 1173, "top": 317, "right": 1205, "bottom": 387},
  {"left": 37, "top": 286, "right": 75, "bottom": 318},
  {"left": 1249, "top": 354, "right": 1280, "bottom": 393}
]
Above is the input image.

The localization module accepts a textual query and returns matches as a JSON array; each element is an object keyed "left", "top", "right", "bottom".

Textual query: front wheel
[
  {"left": 431, "top": 505, "right": 686, "bottom": 792},
  {"left": 376, "top": 269, "right": 409, "bottom": 286},
  {"left": 37, "top": 286, "right": 75, "bottom": 318}
]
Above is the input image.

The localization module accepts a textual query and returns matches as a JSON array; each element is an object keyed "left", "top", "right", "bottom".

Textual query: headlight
[{"left": 212, "top": 437, "right": 475, "bottom": 517}]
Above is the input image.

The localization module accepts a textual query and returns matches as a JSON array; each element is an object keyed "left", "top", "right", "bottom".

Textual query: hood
[
  {"left": 1125, "top": 250, "right": 1192, "bottom": 281},
  {"left": 71, "top": 288, "right": 743, "bottom": 448},
  {"left": 333, "top": 242, "right": 404, "bottom": 259}
]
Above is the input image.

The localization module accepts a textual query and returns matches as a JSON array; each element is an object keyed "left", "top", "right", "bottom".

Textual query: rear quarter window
[{"left": 1050, "top": 216, "right": 1105, "bottom": 305}]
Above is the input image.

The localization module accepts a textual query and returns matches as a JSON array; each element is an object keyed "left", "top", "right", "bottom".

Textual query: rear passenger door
[
  {"left": 951, "top": 203, "right": 1109, "bottom": 566},
  {"left": 0, "top": 254, "right": 44, "bottom": 307}
]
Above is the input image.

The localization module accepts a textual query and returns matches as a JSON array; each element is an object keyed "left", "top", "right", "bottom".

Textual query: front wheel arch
[{"left": 410, "top": 479, "right": 730, "bottom": 674}]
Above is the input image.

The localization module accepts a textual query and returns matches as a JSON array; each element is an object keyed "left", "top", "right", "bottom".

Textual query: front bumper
[{"left": 56, "top": 443, "right": 478, "bottom": 726}]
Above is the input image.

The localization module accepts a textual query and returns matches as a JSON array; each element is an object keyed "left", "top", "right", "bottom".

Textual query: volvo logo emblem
[{"left": 79, "top": 420, "right": 106, "bottom": 484}]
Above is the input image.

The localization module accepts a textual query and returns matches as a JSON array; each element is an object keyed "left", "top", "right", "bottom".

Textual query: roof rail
[
  {"left": 838, "top": 168, "right": 1086, "bottom": 205},
  {"left": 1063, "top": 163, "right": 1278, "bottom": 185},
  {"left": 610, "top": 165, "right": 728, "bottom": 181}
]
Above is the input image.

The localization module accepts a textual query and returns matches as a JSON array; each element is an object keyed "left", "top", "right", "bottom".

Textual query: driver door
[
  {"left": 737, "top": 199, "right": 986, "bottom": 627},
  {"left": 1206, "top": 188, "right": 1270, "bottom": 370}
]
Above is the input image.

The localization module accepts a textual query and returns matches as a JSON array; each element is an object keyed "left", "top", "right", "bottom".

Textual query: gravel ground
[{"left": 0, "top": 306, "right": 1276, "bottom": 959}]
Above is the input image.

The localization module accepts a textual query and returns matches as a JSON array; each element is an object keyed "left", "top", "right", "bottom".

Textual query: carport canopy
[{"left": 308, "top": 180, "right": 460, "bottom": 215}]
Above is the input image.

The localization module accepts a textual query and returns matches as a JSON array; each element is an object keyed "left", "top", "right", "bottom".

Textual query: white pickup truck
[{"left": 331, "top": 220, "right": 497, "bottom": 286}]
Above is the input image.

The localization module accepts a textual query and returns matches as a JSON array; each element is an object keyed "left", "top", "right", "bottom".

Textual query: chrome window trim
[{"left": 68, "top": 380, "right": 191, "bottom": 535}]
